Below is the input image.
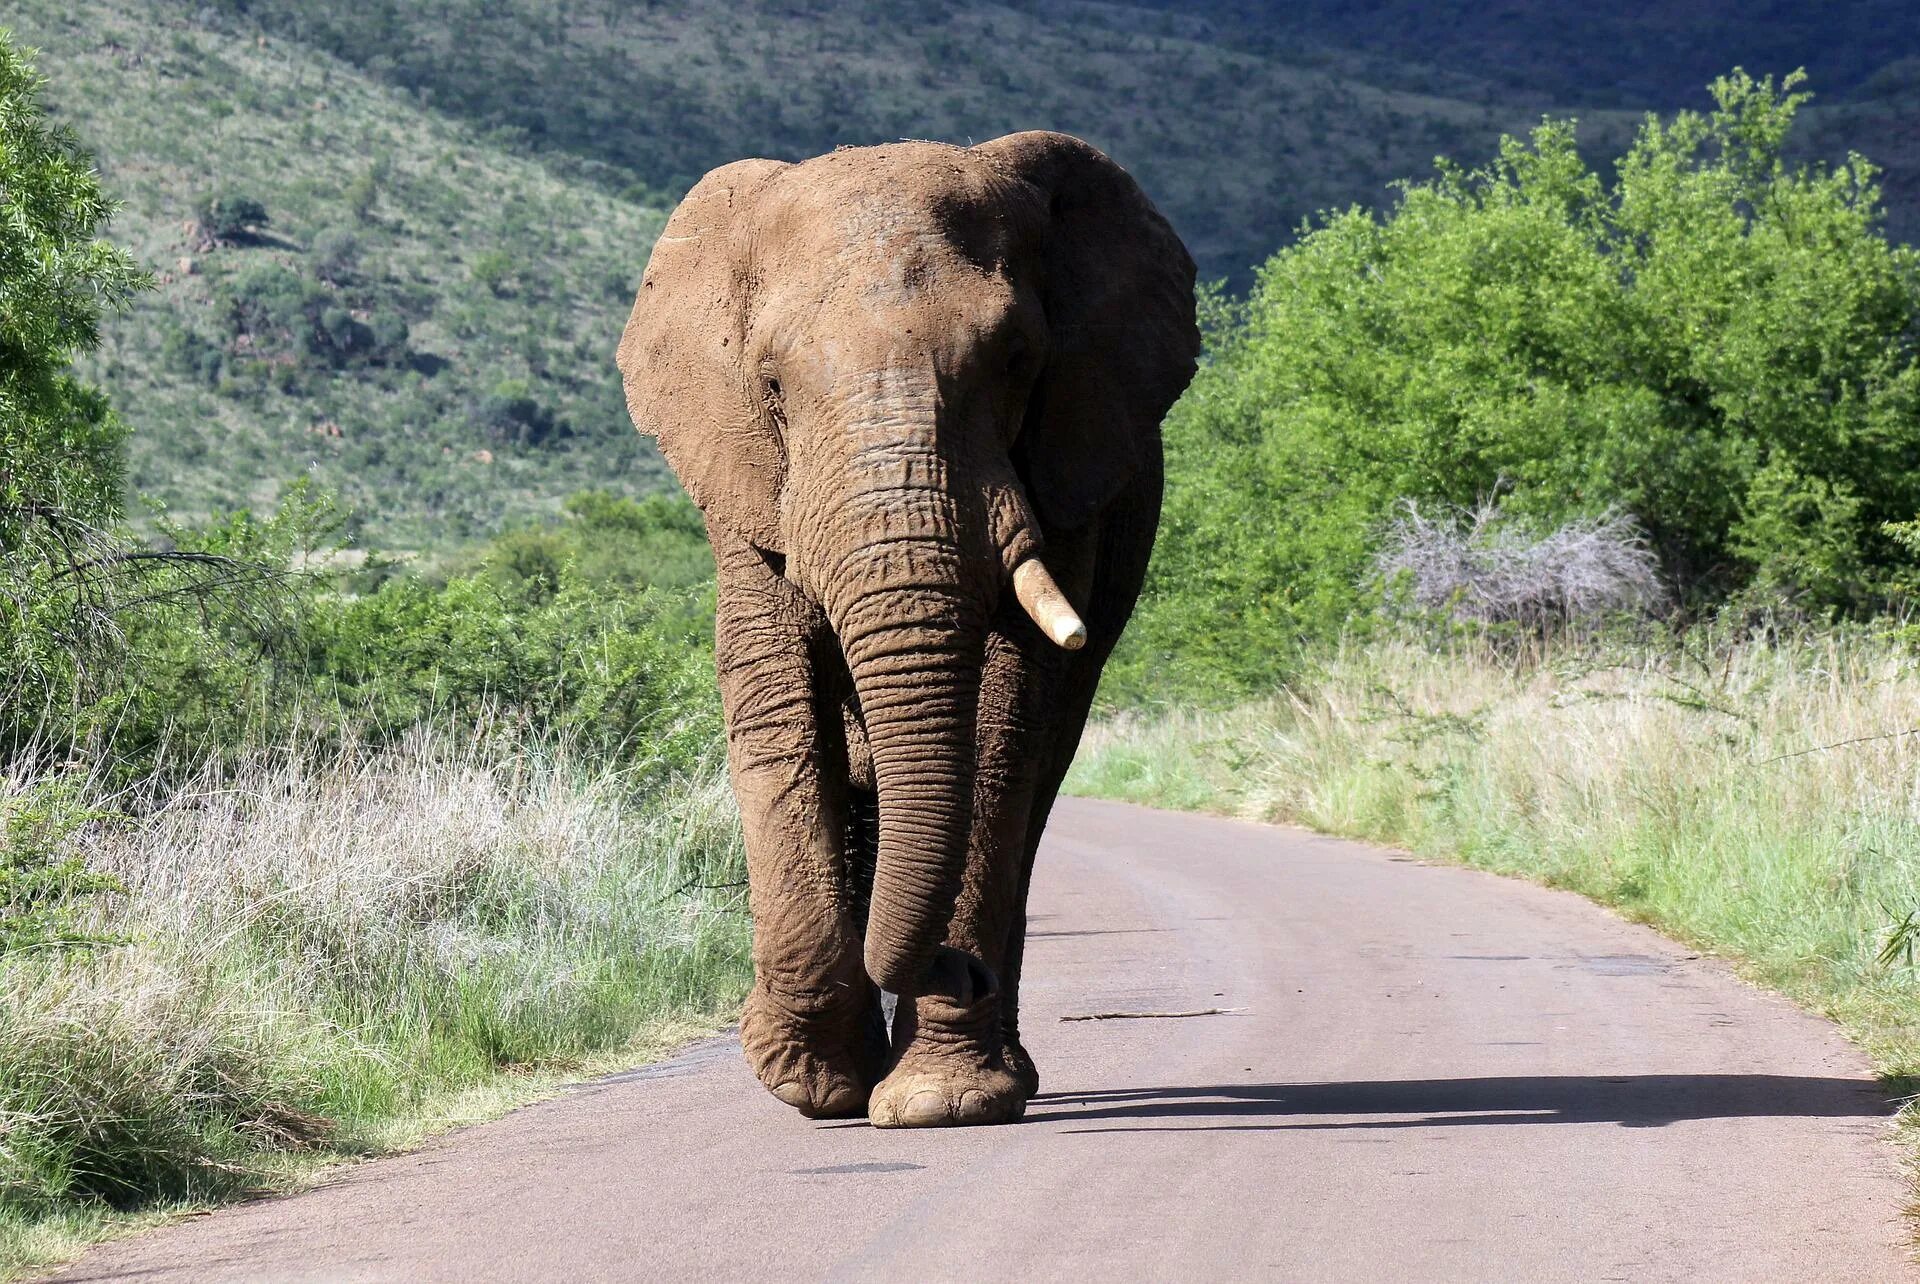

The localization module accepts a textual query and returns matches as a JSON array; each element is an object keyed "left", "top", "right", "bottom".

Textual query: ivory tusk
[{"left": 1013, "top": 558, "right": 1087, "bottom": 651}]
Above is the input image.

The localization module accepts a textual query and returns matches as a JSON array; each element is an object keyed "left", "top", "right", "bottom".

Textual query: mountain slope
[
  {"left": 14, "top": 0, "right": 672, "bottom": 548},
  {"left": 1129, "top": 0, "right": 1920, "bottom": 108},
  {"left": 196, "top": 0, "right": 1920, "bottom": 278}
]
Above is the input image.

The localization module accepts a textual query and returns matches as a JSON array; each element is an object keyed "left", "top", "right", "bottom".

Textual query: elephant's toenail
[
  {"left": 956, "top": 1089, "right": 992, "bottom": 1123},
  {"left": 899, "top": 1089, "right": 951, "bottom": 1127},
  {"left": 771, "top": 1082, "right": 810, "bottom": 1109},
  {"left": 817, "top": 1082, "right": 863, "bottom": 1117}
]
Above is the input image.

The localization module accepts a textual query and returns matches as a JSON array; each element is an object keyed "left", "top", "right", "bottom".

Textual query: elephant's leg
[
  {"left": 995, "top": 464, "right": 1165, "bottom": 1093},
  {"left": 714, "top": 534, "right": 886, "bottom": 1119},
  {"left": 867, "top": 534, "right": 1096, "bottom": 1128}
]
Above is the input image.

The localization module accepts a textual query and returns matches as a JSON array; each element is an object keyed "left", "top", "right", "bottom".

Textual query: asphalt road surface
[{"left": 53, "top": 800, "right": 1913, "bottom": 1283}]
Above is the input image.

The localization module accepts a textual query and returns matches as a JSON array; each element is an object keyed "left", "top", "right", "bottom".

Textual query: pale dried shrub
[{"left": 1373, "top": 499, "right": 1667, "bottom": 632}]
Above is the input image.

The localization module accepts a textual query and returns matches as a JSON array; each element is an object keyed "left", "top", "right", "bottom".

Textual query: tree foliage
[
  {"left": 1113, "top": 71, "right": 1920, "bottom": 703},
  {"left": 1, "top": 30, "right": 152, "bottom": 740},
  {"left": 0, "top": 29, "right": 148, "bottom": 537}
]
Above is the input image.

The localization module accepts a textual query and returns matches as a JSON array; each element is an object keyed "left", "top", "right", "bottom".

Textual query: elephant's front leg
[
  {"left": 867, "top": 541, "right": 1092, "bottom": 1128},
  {"left": 714, "top": 535, "right": 886, "bottom": 1119}
]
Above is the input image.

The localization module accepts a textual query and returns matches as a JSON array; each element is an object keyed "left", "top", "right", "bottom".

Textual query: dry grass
[
  {"left": 0, "top": 734, "right": 749, "bottom": 1279},
  {"left": 1068, "top": 628, "right": 1920, "bottom": 1083}
]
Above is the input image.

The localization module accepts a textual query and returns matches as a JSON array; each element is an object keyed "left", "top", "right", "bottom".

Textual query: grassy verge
[
  {"left": 1068, "top": 630, "right": 1920, "bottom": 1087},
  {"left": 0, "top": 734, "right": 749, "bottom": 1280}
]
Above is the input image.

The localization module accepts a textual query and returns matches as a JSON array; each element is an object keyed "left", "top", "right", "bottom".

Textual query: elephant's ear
[
  {"left": 977, "top": 131, "right": 1199, "bottom": 532},
  {"left": 617, "top": 158, "right": 788, "bottom": 552}
]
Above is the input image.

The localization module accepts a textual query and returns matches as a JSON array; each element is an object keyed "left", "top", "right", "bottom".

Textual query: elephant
[{"left": 616, "top": 131, "right": 1197, "bottom": 1127}]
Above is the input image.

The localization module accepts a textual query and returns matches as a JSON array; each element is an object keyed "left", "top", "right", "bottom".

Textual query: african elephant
[{"left": 616, "top": 131, "right": 1197, "bottom": 1127}]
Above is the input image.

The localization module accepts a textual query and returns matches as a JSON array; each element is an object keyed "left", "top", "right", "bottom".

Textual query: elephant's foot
[
  {"left": 740, "top": 980, "right": 887, "bottom": 1119},
  {"left": 869, "top": 948, "right": 1028, "bottom": 1128}
]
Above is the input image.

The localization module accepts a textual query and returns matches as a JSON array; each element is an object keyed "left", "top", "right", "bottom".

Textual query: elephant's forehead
[{"left": 757, "top": 146, "right": 1034, "bottom": 278}]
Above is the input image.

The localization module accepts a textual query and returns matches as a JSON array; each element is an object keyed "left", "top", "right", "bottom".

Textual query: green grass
[
  {"left": 1068, "top": 629, "right": 1920, "bottom": 1087},
  {"left": 0, "top": 735, "right": 750, "bottom": 1281}
]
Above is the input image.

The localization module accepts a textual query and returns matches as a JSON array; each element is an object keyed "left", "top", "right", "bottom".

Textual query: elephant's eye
[
  {"left": 1004, "top": 339, "right": 1031, "bottom": 379},
  {"left": 761, "top": 375, "right": 786, "bottom": 446}
]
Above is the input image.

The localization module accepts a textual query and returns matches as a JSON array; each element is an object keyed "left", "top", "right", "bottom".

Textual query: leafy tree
[
  {"left": 0, "top": 30, "right": 150, "bottom": 741},
  {"left": 1114, "top": 71, "right": 1920, "bottom": 703},
  {"left": 0, "top": 30, "right": 148, "bottom": 537}
]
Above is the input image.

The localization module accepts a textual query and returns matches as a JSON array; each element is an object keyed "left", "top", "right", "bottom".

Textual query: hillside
[
  {"left": 198, "top": 0, "right": 1920, "bottom": 274},
  {"left": 12, "top": 0, "right": 673, "bottom": 548},
  {"left": 1130, "top": 1, "right": 1920, "bottom": 107},
  {"left": 191, "top": 0, "right": 1603, "bottom": 284},
  {"left": 13, "top": 0, "right": 1920, "bottom": 548}
]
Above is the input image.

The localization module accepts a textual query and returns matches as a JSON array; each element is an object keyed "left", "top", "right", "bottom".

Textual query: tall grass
[
  {"left": 1069, "top": 628, "right": 1920, "bottom": 1081},
  {"left": 0, "top": 733, "right": 749, "bottom": 1276}
]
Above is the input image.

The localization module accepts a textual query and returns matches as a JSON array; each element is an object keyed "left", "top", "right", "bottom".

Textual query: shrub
[
  {"left": 470, "top": 250, "right": 515, "bottom": 295},
  {"left": 1373, "top": 500, "right": 1666, "bottom": 633},
  {"left": 220, "top": 264, "right": 409, "bottom": 371},
  {"left": 474, "top": 378, "right": 563, "bottom": 445},
  {"left": 1, "top": 781, "right": 121, "bottom": 959},
  {"left": 193, "top": 192, "right": 269, "bottom": 246},
  {"left": 309, "top": 226, "right": 361, "bottom": 283},
  {"left": 1115, "top": 70, "right": 1920, "bottom": 703}
]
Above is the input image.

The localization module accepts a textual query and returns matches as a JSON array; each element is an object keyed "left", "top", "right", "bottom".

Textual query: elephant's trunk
[
  {"left": 836, "top": 578, "right": 983, "bottom": 996},
  {"left": 791, "top": 380, "right": 981, "bottom": 994},
  {"left": 792, "top": 368, "right": 1071, "bottom": 996}
]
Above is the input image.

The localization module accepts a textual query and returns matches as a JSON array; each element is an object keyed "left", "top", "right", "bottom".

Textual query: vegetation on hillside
[
  {"left": 1132, "top": 0, "right": 1920, "bottom": 108},
  {"left": 9, "top": 0, "right": 675, "bottom": 549},
  {"left": 1110, "top": 72, "right": 1920, "bottom": 703}
]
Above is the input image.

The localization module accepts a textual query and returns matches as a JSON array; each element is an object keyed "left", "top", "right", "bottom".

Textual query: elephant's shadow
[{"left": 1015, "top": 1073, "right": 1895, "bottom": 1132}]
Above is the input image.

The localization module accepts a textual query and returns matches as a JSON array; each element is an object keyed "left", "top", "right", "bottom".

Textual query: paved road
[{"left": 54, "top": 800, "right": 1912, "bottom": 1283}]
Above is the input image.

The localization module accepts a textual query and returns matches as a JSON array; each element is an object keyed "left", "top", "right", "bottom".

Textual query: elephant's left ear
[{"left": 976, "top": 131, "right": 1199, "bottom": 532}]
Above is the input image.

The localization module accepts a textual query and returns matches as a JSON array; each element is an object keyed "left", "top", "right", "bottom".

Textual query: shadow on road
[{"left": 1028, "top": 1075, "right": 1895, "bottom": 1132}]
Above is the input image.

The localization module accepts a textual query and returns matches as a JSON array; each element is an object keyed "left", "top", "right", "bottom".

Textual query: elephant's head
[{"left": 617, "top": 132, "right": 1197, "bottom": 997}]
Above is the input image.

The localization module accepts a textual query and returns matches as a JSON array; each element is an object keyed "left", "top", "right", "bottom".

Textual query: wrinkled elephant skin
[{"left": 616, "top": 132, "right": 1198, "bottom": 1126}]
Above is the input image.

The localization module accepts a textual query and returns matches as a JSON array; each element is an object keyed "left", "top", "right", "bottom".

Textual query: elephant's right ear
[{"left": 617, "top": 159, "right": 788, "bottom": 553}]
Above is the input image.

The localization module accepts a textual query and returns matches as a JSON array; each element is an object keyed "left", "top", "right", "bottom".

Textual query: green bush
[
  {"left": 309, "top": 226, "right": 361, "bottom": 283},
  {"left": 473, "top": 377, "right": 563, "bottom": 446},
  {"left": 1112, "top": 70, "right": 1920, "bottom": 704},
  {"left": 1, "top": 782, "right": 121, "bottom": 959},
  {"left": 219, "top": 264, "right": 409, "bottom": 371},
  {"left": 193, "top": 191, "right": 269, "bottom": 245},
  {"left": 50, "top": 486, "right": 718, "bottom": 782}
]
